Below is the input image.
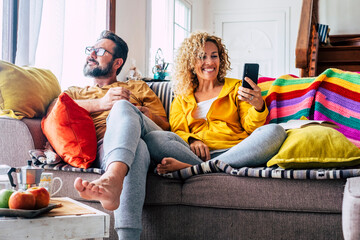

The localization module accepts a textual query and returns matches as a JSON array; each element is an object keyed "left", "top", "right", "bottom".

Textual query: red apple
[
  {"left": 27, "top": 187, "right": 50, "bottom": 209},
  {"left": 8, "top": 191, "right": 36, "bottom": 210}
]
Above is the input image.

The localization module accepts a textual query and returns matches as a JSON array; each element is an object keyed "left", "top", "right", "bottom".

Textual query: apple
[
  {"left": 0, "top": 189, "right": 15, "bottom": 208},
  {"left": 27, "top": 187, "right": 50, "bottom": 209},
  {"left": 8, "top": 191, "right": 36, "bottom": 210}
]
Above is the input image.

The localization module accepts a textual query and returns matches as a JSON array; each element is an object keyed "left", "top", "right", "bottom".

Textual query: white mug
[
  {"left": 0, "top": 175, "right": 11, "bottom": 190},
  {"left": 39, "top": 172, "right": 63, "bottom": 197}
]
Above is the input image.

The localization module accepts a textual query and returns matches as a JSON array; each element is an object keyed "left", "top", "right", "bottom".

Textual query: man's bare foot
[
  {"left": 74, "top": 162, "right": 128, "bottom": 211},
  {"left": 157, "top": 157, "right": 192, "bottom": 174}
]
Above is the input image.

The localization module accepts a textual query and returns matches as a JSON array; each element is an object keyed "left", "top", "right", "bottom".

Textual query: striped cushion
[
  {"left": 37, "top": 161, "right": 104, "bottom": 174},
  {"left": 147, "top": 81, "right": 173, "bottom": 117},
  {"left": 158, "top": 160, "right": 360, "bottom": 180},
  {"left": 31, "top": 148, "right": 105, "bottom": 174}
]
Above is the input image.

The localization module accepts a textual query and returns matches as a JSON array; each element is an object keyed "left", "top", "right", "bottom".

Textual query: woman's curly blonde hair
[{"left": 172, "top": 31, "right": 231, "bottom": 96}]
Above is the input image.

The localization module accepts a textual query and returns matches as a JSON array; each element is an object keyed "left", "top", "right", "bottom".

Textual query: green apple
[{"left": 0, "top": 189, "right": 15, "bottom": 208}]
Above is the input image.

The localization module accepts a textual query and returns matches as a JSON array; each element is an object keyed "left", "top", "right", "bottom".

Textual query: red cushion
[{"left": 41, "top": 93, "right": 97, "bottom": 168}]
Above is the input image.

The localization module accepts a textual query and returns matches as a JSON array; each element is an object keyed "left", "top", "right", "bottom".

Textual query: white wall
[
  {"left": 190, "top": 0, "right": 208, "bottom": 32},
  {"left": 319, "top": 0, "right": 360, "bottom": 35}
]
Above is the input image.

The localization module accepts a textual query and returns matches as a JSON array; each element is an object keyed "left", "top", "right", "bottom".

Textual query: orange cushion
[{"left": 41, "top": 92, "right": 97, "bottom": 169}]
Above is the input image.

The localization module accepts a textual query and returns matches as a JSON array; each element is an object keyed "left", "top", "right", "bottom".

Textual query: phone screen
[{"left": 242, "top": 63, "right": 259, "bottom": 90}]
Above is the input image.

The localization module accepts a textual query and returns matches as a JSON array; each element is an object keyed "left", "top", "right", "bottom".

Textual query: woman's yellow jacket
[{"left": 169, "top": 77, "right": 269, "bottom": 150}]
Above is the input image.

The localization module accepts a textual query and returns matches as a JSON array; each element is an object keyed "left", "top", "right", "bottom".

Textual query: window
[
  {"left": 1, "top": 0, "right": 115, "bottom": 90},
  {"left": 148, "top": 0, "right": 191, "bottom": 78},
  {"left": 173, "top": 0, "right": 191, "bottom": 51}
]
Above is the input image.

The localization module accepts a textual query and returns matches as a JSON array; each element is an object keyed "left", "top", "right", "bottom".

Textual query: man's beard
[{"left": 83, "top": 58, "right": 114, "bottom": 77}]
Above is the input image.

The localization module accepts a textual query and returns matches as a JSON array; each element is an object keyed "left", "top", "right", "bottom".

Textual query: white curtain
[
  {"left": 35, "top": 0, "right": 66, "bottom": 84},
  {"left": 1, "top": 0, "right": 18, "bottom": 62},
  {"left": 35, "top": 0, "right": 106, "bottom": 90},
  {"left": 15, "top": 0, "right": 43, "bottom": 66}
]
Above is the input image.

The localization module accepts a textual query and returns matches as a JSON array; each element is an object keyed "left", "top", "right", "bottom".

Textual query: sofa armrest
[
  {"left": 342, "top": 176, "right": 360, "bottom": 240},
  {"left": 0, "top": 117, "right": 46, "bottom": 167}
]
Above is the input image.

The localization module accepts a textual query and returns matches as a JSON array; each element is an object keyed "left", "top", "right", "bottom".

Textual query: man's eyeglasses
[{"left": 85, "top": 47, "right": 113, "bottom": 56}]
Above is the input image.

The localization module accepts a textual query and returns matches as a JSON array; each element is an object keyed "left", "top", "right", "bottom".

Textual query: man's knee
[
  {"left": 112, "top": 100, "right": 135, "bottom": 112},
  {"left": 107, "top": 100, "right": 140, "bottom": 122}
]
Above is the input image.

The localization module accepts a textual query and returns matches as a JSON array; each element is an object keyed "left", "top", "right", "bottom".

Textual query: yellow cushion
[
  {"left": 0, "top": 61, "right": 61, "bottom": 119},
  {"left": 267, "top": 125, "right": 360, "bottom": 169}
]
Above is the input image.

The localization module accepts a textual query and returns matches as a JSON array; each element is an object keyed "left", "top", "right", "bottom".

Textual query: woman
[{"left": 144, "top": 31, "right": 286, "bottom": 173}]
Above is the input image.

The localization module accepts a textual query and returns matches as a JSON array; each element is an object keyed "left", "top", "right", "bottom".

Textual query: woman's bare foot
[
  {"left": 157, "top": 157, "right": 192, "bottom": 174},
  {"left": 74, "top": 162, "right": 128, "bottom": 211}
]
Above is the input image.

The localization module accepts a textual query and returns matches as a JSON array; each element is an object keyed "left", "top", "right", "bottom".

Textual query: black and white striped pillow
[{"left": 147, "top": 81, "right": 174, "bottom": 118}]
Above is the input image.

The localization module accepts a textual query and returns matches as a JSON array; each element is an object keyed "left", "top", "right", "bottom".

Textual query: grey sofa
[
  {"left": 343, "top": 176, "right": 360, "bottom": 240},
  {"left": 0, "top": 81, "right": 358, "bottom": 240}
]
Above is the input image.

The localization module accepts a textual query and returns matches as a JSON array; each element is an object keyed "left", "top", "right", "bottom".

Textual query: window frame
[
  {"left": 173, "top": 0, "right": 192, "bottom": 53},
  {"left": 107, "top": 0, "right": 116, "bottom": 32}
]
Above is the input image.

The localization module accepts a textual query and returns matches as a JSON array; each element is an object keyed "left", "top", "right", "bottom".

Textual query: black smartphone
[{"left": 242, "top": 63, "right": 259, "bottom": 90}]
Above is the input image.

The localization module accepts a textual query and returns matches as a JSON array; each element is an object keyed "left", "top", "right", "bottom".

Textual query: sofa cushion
[
  {"left": 267, "top": 125, "right": 360, "bottom": 169},
  {"left": 144, "top": 173, "right": 182, "bottom": 204},
  {"left": 0, "top": 61, "right": 61, "bottom": 119},
  {"left": 180, "top": 173, "right": 345, "bottom": 213},
  {"left": 41, "top": 92, "right": 97, "bottom": 169}
]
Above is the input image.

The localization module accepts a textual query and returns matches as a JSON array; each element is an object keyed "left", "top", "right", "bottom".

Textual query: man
[{"left": 66, "top": 30, "right": 169, "bottom": 239}]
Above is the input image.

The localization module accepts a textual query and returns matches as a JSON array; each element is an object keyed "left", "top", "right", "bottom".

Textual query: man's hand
[
  {"left": 73, "top": 87, "right": 131, "bottom": 113},
  {"left": 99, "top": 87, "right": 131, "bottom": 110},
  {"left": 136, "top": 106, "right": 151, "bottom": 118},
  {"left": 136, "top": 105, "right": 170, "bottom": 131},
  {"left": 189, "top": 138, "right": 210, "bottom": 161}
]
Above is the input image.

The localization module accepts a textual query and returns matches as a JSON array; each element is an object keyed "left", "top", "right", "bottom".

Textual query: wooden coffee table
[{"left": 0, "top": 197, "right": 110, "bottom": 240}]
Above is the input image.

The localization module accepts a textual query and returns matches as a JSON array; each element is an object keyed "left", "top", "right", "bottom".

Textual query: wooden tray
[
  {"left": 0, "top": 203, "right": 59, "bottom": 218},
  {"left": 45, "top": 198, "right": 96, "bottom": 216}
]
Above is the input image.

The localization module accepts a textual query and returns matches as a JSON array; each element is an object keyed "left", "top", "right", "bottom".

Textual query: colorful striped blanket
[{"left": 259, "top": 68, "right": 360, "bottom": 148}]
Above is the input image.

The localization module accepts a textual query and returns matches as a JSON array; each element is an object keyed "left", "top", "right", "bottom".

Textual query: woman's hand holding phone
[
  {"left": 238, "top": 63, "right": 264, "bottom": 111},
  {"left": 238, "top": 77, "right": 264, "bottom": 112}
]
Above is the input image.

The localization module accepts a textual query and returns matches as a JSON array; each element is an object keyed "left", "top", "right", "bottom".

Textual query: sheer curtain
[
  {"left": 1, "top": 0, "right": 18, "bottom": 63},
  {"left": 15, "top": 0, "right": 43, "bottom": 66},
  {"left": 34, "top": 0, "right": 107, "bottom": 90},
  {"left": 1, "top": 1, "right": 107, "bottom": 90}
]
